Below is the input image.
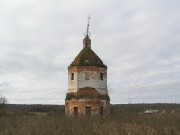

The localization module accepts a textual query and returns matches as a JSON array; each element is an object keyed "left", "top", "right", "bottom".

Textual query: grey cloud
[{"left": 0, "top": 0, "right": 180, "bottom": 104}]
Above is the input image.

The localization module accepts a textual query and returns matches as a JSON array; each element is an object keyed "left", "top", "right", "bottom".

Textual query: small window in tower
[
  {"left": 100, "top": 73, "right": 103, "bottom": 80},
  {"left": 85, "top": 60, "right": 89, "bottom": 64},
  {"left": 71, "top": 73, "right": 74, "bottom": 80},
  {"left": 85, "top": 72, "right": 90, "bottom": 80}
]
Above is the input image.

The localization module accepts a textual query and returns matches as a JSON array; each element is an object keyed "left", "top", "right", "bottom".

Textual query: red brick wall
[{"left": 65, "top": 99, "right": 110, "bottom": 116}]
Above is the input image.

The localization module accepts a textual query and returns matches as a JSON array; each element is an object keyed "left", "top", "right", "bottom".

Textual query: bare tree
[{"left": 0, "top": 96, "right": 8, "bottom": 110}]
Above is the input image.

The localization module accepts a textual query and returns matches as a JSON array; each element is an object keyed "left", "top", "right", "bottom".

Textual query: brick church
[{"left": 65, "top": 18, "right": 110, "bottom": 116}]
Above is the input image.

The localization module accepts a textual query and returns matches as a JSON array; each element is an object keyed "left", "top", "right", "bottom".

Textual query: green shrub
[
  {"left": 98, "top": 95, "right": 110, "bottom": 101},
  {"left": 65, "top": 93, "right": 76, "bottom": 100},
  {"left": 66, "top": 93, "right": 110, "bottom": 101}
]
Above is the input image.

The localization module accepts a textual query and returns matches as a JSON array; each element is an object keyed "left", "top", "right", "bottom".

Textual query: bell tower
[{"left": 65, "top": 16, "right": 110, "bottom": 116}]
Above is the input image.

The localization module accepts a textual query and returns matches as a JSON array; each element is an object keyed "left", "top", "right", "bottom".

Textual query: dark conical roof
[
  {"left": 69, "top": 33, "right": 107, "bottom": 68},
  {"left": 69, "top": 47, "right": 107, "bottom": 68}
]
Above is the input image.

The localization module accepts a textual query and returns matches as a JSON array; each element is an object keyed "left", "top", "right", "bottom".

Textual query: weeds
[{"left": 0, "top": 104, "right": 180, "bottom": 135}]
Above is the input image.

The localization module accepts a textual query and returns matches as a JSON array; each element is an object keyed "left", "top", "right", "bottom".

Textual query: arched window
[
  {"left": 74, "top": 107, "right": 78, "bottom": 116},
  {"left": 100, "top": 73, "right": 103, "bottom": 80},
  {"left": 71, "top": 73, "right": 74, "bottom": 80}
]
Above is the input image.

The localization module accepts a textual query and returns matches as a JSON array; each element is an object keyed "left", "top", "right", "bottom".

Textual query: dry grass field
[{"left": 0, "top": 104, "right": 180, "bottom": 135}]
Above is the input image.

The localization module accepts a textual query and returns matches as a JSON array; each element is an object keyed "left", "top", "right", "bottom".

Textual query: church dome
[
  {"left": 69, "top": 18, "right": 107, "bottom": 68},
  {"left": 69, "top": 47, "right": 107, "bottom": 67}
]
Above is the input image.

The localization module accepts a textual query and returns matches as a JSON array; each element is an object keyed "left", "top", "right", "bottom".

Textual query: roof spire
[
  {"left": 86, "top": 15, "right": 91, "bottom": 37},
  {"left": 83, "top": 15, "right": 91, "bottom": 49}
]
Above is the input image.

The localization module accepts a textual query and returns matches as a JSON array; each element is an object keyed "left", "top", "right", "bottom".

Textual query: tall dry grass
[{"left": 0, "top": 104, "right": 180, "bottom": 135}]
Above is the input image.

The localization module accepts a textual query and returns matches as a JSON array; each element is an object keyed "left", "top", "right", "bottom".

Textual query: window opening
[
  {"left": 86, "top": 107, "right": 91, "bottom": 115},
  {"left": 85, "top": 72, "right": 90, "bottom": 80},
  {"left": 71, "top": 73, "right": 74, "bottom": 80},
  {"left": 100, "top": 73, "right": 103, "bottom": 80},
  {"left": 74, "top": 107, "right": 78, "bottom": 116}
]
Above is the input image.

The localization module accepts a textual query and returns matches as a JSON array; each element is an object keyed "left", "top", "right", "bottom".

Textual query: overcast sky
[{"left": 0, "top": 0, "right": 180, "bottom": 104}]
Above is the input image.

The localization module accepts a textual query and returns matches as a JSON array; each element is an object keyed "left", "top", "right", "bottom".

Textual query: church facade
[{"left": 65, "top": 21, "right": 110, "bottom": 116}]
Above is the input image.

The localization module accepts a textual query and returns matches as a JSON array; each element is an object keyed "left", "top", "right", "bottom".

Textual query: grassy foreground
[{"left": 0, "top": 104, "right": 180, "bottom": 135}]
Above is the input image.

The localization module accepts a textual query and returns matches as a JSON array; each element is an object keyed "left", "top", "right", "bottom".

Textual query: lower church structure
[{"left": 65, "top": 19, "right": 110, "bottom": 116}]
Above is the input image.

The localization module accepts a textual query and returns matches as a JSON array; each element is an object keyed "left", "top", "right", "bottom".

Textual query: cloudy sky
[{"left": 0, "top": 0, "right": 180, "bottom": 104}]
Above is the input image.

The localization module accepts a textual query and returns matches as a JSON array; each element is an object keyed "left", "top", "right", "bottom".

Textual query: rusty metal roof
[{"left": 69, "top": 47, "right": 107, "bottom": 68}]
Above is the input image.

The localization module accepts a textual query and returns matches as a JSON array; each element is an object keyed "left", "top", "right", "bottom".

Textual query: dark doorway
[
  {"left": 86, "top": 107, "right": 91, "bottom": 115},
  {"left": 74, "top": 107, "right": 78, "bottom": 116},
  {"left": 100, "top": 107, "right": 103, "bottom": 115}
]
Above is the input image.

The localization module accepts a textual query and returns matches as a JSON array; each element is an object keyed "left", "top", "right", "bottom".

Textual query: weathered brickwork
[
  {"left": 65, "top": 32, "right": 110, "bottom": 116},
  {"left": 68, "top": 66, "right": 107, "bottom": 94},
  {"left": 65, "top": 99, "right": 110, "bottom": 116}
]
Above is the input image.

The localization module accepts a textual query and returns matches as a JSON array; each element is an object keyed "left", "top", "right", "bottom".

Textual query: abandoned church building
[{"left": 65, "top": 18, "right": 110, "bottom": 116}]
